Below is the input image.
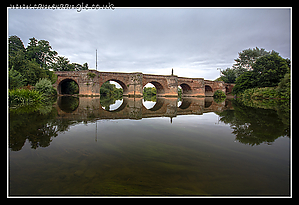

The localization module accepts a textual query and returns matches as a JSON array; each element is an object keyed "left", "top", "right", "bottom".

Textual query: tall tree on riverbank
[
  {"left": 233, "top": 47, "right": 270, "bottom": 77},
  {"left": 233, "top": 51, "right": 290, "bottom": 94},
  {"left": 8, "top": 35, "right": 89, "bottom": 88},
  {"left": 26, "top": 37, "right": 58, "bottom": 69}
]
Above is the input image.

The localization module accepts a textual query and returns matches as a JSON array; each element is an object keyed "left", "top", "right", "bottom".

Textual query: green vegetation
[
  {"left": 143, "top": 87, "right": 156, "bottom": 96},
  {"left": 9, "top": 78, "right": 57, "bottom": 113},
  {"left": 99, "top": 81, "right": 123, "bottom": 111},
  {"left": 216, "top": 99, "right": 289, "bottom": 146},
  {"left": 100, "top": 81, "right": 123, "bottom": 97},
  {"left": 214, "top": 47, "right": 291, "bottom": 102},
  {"left": 213, "top": 90, "right": 226, "bottom": 98},
  {"left": 34, "top": 78, "right": 57, "bottom": 96},
  {"left": 87, "top": 72, "right": 97, "bottom": 79},
  {"left": 9, "top": 35, "right": 88, "bottom": 87},
  {"left": 9, "top": 89, "right": 44, "bottom": 107},
  {"left": 8, "top": 35, "right": 89, "bottom": 109},
  {"left": 233, "top": 51, "right": 290, "bottom": 94}
]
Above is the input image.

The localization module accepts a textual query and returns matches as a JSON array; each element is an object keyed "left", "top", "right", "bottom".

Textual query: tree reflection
[
  {"left": 9, "top": 104, "right": 85, "bottom": 151},
  {"left": 216, "top": 100, "right": 290, "bottom": 146},
  {"left": 9, "top": 96, "right": 290, "bottom": 151},
  {"left": 100, "top": 95, "right": 123, "bottom": 111}
]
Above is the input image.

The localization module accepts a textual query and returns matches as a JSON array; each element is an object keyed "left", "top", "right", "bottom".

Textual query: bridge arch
[
  {"left": 146, "top": 81, "right": 165, "bottom": 95},
  {"left": 100, "top": 79, "right": 128, "bottom": 96},
  {"left": 179, "top": 83, "right": 192, "bottom": 95},
  {"left": 57, "top": 78, "right": 79, "bottom": 95},
  {"left": 205, "top": 85, "right": 213, "bottom": 96}
]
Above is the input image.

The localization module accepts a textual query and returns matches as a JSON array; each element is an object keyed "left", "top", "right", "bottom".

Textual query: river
[{"left": 9, "top": 96, "right": 290, "bottom": 196}]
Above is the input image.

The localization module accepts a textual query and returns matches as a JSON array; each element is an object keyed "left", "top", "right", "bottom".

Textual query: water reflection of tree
[
  {"left": 9, "top": 105, "right": 85, "bottom": 151},
  {"left": 100, "top": 95, "right": 123, "bottom": 111},
  {"left": 216, "top": 100, "right": 290, "bottom": 146}
]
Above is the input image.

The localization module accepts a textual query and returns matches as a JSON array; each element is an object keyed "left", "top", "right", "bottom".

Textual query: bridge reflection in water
[{"left": 56, "top": 96, "right": 233, "bottom": 122}]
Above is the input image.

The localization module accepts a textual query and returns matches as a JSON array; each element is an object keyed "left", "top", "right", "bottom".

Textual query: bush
[
  {"left": 213, "top": 90, "right": 226, "bottom": 98},
  {"left": 9, "top": 89, "right": 44, "bottom": 107},
  {"left": 34, "top": 78, "right": 57, "bottom": 96}
]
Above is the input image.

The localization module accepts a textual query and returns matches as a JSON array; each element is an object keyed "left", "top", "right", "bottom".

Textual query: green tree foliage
[
  {"left": 8, "top": 35, "right": 89, "bottom": 86},
  {"left": 34, "top": 78, "right": 57, "bottom": 96},
  {"left": 277, "top": 70, "right": 291, "bottom": 99},
  {"left": 215, "top": 47, "right": 271, "bottom": 84},
  {"left": 233, "top": 47, "right": 270, "bottom": 76},
  {"left": 233, "top": 51, "right": 290, "bottom": 94},
  {"left": 26, "top": 37, "right": 58, "bottom": 68},
  {"left": 143, "top": 87, "right": 157, "bottom": 96},
  {"left": 252, "top": 51, "right": 289, "bottom": 87},
  {"left": 9, "top": 89, "right": 44, "bottom": 107},
  {"left": 220, "top": 68, "right": 237, "bottom": 83},
  {"left": 100, "top": 81, "right": 123, "bottom": 97},
  {"left": 9, "top": 68, "right": 26, "bottom": 89},
  {"left": 8, "top": 35, "right": 26, "bottom": 56},
  {"left": 213, "top": 90, "right": 226, "bottom": 98},
  {"left": 233, "top": 71, "right": 257, "bottom": 94}
]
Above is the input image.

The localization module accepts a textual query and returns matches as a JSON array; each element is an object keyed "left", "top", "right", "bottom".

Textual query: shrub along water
[
  {"left": 213, "top": 90, "right": 226, "bottom": 98},
  {"left": 9, "top": 89, "right": 44, "bottom": 107},
  {"left": 34, "top": 78, "right": 57, "bottom": 96},
  {"left": 9, "top": 78, "right": 57, "bottom": 113}
]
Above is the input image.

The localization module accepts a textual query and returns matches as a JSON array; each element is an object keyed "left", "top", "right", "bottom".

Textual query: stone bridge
[{"left": 53, "top": 70, "right": 234, "bottom": 97}]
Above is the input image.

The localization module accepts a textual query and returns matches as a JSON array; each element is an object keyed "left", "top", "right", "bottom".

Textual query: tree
[
  {"left": 23, "top": 59, "right": 48, "bottom": 85},
  {"left": 233, "top": 51, "right": 290, "bottom": 94},
  {"left": 36, "top": 40, "right": 58, "bottom": 68},
  {"left": 233, "top": 71, "right": 257, "bottom": 94},
  {"left": 8, "top": 35, "right": 26, "bottom": 57},
  {"left": 51, "top": 56, "right": 89, "bottom": 72},
  {"left": 51, "top": 56, "right": 71, "bottom": 71},
  {"left": 252, "top": 51, "right": 289, "bottom": 88},
  {"left": 233, "top": 47, "right": 270, "bottom": 77},
  {"left": 26, "top": 38, "right": 57, "bottom": 69},
  {"left": 220, "top": 68, "right": 237, "bottom": 83},
  {"left": 8, "top": 35, "right": 88, "bottom": 87},
  {"left": 9, "top": 68, "right": 26, "bottom": 89}
]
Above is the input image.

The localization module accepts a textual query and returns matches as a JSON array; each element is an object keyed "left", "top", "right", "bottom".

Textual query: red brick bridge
[{"left": 53, "top": 70, "right": 234, "bottom": 97}]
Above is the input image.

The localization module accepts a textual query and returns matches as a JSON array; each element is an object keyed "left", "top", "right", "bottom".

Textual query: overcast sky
[{"left": 8, "top": 7, "right": 291, "bottom": 80}]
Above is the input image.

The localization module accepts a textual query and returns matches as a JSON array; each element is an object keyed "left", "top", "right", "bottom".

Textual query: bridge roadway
[
  {"left": 53, "top": 70, "right": 235, "bottom": 97},
  {"left": 55, "top": 96, "right": 234, "bottom": 121}
]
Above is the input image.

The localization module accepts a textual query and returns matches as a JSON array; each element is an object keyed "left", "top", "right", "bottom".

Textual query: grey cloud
[{"left": 8, "top": 8, "right": 291, "bottom": 80}]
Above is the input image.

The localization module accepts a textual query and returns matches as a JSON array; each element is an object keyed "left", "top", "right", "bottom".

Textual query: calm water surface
[{"left": 9, "top": 96, "right": 290, "bottom": 196}]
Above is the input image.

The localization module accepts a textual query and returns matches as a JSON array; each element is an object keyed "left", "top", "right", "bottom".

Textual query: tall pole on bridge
[{"left": 96, "top": 49, "right": 98, "bottom": 71}]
